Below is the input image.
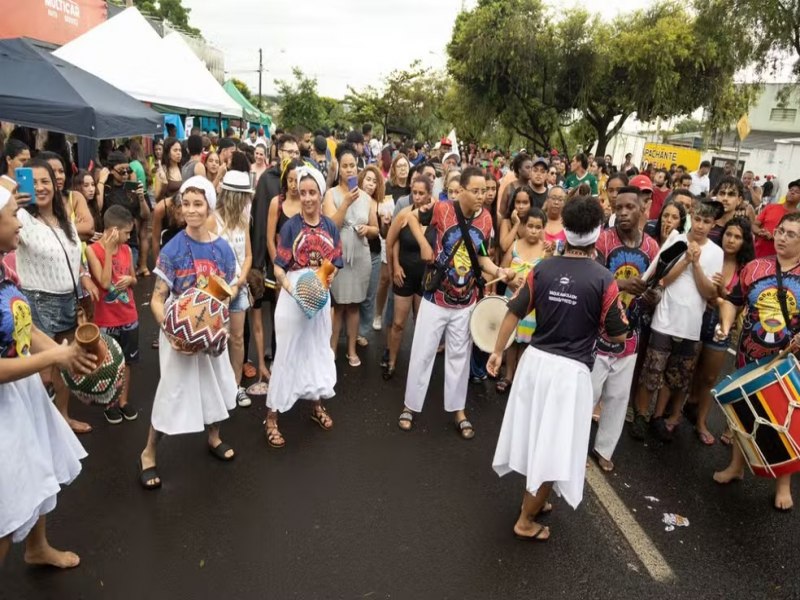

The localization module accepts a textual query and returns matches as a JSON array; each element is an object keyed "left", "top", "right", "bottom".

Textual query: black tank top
[{"left": 398, "top": 224, "right": 422, "bottom": 268}]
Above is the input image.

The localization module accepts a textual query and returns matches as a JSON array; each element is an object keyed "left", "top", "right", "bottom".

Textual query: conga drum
[
  {"left": 469, "top": 296, "right": 514, "bottom": 353},
  {"left": 712, "top": 353, "right": 800, "bottom": 477}
]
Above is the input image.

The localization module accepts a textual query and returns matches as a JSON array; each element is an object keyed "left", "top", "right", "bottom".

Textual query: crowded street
[
  {"left": 3, "top": 281, "right": 798, "bottom": 599},
  {"left": 2, "top": 1, "right": 800, "bottom": 598}
]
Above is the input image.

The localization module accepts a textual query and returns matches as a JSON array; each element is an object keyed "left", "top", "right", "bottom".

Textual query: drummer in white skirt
[
  {"left": 264, "top": 167, "right": 343, "bottom": 448},
  {"left": 0, "top": 186, "right": 96, "bottom": 569},
  {"left": 488, "top": 196, "right": 629, "bottom": 541},
  {"left": 138, "top": 176, "right": 239, "bottom": 490}
]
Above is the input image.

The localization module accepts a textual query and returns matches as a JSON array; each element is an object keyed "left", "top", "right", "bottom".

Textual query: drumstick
[
  {"left": 485, "top": 275, "right": 507, "bottom": 287},
  {"left": 766, "top": 340, "right": 799, "bottom": 368}
]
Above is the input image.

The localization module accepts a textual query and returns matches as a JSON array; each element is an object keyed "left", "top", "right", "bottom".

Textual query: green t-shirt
[
  {"left": 564, "top": 171, "right": 598, "bottom": 195},
  {"left": 130, "top": 160, "right": 147, "bottom": 192}
]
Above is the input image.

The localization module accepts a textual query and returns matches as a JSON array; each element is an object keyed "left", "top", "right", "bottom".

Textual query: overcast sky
[{"left": 183, "top": 0, "right": 652, "bottom": 99}]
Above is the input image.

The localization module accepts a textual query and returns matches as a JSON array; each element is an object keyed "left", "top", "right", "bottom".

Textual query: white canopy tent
[
  {"left": 54, "top": 7, "right": 240, "bottom": 117},
  {"left": 160, "top": 32, "right": 242, "bottom": 119}
]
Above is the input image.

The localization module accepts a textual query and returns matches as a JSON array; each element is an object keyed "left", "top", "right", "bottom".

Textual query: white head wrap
[
  {"left": 295, "top": 165, "right": 326, "bottom": 196},
  {"left": 180, "top": 175, "right": 217, "bottom": 211},
  {"left": 0, "top": 187, "right": 11, "bottom": 212},
  {"left": 564, "top": 225, "right": 602, "bottom": 247}
]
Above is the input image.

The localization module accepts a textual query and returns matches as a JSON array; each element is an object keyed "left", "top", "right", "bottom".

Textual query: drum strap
[
  {"left": 775, "top": 258, "right": 798, "bottom": 335},
  {"left": 454, "top": 203, "right": 485, "bottom": 299}
]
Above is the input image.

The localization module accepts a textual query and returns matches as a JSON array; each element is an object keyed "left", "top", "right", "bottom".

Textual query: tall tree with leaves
[
  {"left": 133, "top": 0, "right": 200, "bottom": 36},
  {"left": 231, "top": 79, "right": 255, "bottom": 105},
  {"left": 274, "top": 68, "right": 329, "bottom": 131}
]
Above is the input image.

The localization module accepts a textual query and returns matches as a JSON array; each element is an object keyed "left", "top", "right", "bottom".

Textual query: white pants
[
  {"left": 591, "top": 353, "right": 637, "bottom": 461},
  {"left": 404, "top": 299, "right": 472, "bottom": 413}
]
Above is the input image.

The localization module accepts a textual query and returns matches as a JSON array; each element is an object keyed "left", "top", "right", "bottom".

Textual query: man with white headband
[{"left": 488, "top": 195, "right": 629, "bottom": 542}]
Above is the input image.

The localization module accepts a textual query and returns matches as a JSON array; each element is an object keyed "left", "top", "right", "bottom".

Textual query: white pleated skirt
[
  {"left": 267, "top": 270, "right": 337, "bottom": 413},
  {"left": 492, "top": 345, "right": 593, "bottom": 509},
  {"left": 151, "top": 329, "right": 237, "bottom": 435},
  {"left": 0, "top": 374, "right": 86, "bottom": 542}
]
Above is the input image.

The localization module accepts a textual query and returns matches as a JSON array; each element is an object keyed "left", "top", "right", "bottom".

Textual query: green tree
[
  {"left": 231, "top": 78, "right": 255, "bottom": 105},
  {"left": 696, "top": 0, "right": 800, "bottom": 88},
  {"left": 346, "top": 61, "right": 449, "bottom": 141},
  {"left": 447, "top": 0, "right": 566, "bottom": 153},
  {"left": 274, "top": 68, "right": 328, "bottom": 131},
  {"left": 132, "top": 0, "right": 200, "bottom": 36}
]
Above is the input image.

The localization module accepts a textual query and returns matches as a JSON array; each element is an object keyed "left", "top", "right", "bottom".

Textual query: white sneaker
[
  {"left": 372, "top": 316, "right": 382, "bottom": 331},
  {"left": 236, "top": 387, "right": 252, "bottom": 407}
]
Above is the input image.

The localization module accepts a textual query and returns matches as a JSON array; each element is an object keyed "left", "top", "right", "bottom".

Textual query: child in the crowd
[{"left": 85, "top": 206, "right": 140, "bottom": 424}]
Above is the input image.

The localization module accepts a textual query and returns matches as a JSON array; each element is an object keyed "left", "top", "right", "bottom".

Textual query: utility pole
[{"left": 258, "top": 48, "right": 263, "bottom": 109}]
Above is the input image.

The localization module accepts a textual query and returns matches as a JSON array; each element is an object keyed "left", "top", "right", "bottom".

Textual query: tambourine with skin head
[{"left": 470, "top": 296, "right": 514, "bottom": 353}]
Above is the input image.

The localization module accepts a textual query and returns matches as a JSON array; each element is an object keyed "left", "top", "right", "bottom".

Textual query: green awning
[{"left": 223, "top": 80, "right": 272, "bottom": 127}]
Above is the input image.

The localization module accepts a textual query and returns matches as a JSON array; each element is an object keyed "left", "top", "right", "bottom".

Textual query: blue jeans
[
  {"left": 359, "top": 252, "right": 381, "bottom": 337},
  {"left": 470, "top": 346, "right": 489, "bottom": 379}
]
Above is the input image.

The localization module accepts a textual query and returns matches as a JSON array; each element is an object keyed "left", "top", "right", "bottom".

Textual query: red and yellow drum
[{"left": 712, "top": 353, "right": 800, "bottom": 478}]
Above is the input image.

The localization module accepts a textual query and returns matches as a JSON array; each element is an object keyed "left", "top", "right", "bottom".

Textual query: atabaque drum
[
  {"left": 61, "top": 333, "right": 125, "bottom": 405},
  {"left": 712, "top": 353, "right": 800, "bottom": 478},
  {"left": 469, "top": 296, "right": 514, "bottom": 353},
  {"left": 163, "top": 285, "right": 230, "bottom": 356}
]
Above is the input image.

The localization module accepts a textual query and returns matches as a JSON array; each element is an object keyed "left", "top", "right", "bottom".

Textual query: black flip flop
[
  {"left": 208, "top": 442, "right": 235, "bottom": 461},
  {"left": 514, "top": 524, "right": 550, "bottom": 542},
  {"left": 456, "top": 419, "right": 475, "bottom": 440},
  {"left": 398, "top": 410, "right": 414, "bottom": 431},
  {"left": 137, "top": 458, "right": 161, "bottom": 490}
]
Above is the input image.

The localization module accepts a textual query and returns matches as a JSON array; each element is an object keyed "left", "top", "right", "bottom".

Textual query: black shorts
[
  {"left": 100, "top": 323, "right": 140, "bottom": 364},
  {"left": 393, "top": 260, "right": 425, "bottom": 297}
]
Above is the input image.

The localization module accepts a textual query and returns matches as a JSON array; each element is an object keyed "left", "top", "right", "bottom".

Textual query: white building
[{"left": 666, "top": 83, "right": 800, "bottom": 194}]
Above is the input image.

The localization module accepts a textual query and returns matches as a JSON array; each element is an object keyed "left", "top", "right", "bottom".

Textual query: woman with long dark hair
[
  {"left": 0, "top": 139, "right": 31, "bottom": 180},
  {"left": 17, "top": 159, "right": 95, "bottom": 434},
  {"left": 498, "top": 186, "right": 533, "bottom": 254},
  {"left": 644, "top": 200, "right": 687, "bottom": 246},
  {"left": 156, "top": 138, "right": 183, "bottom": 201},
  {"left": 682, "top": 217, "right": 755, "bottom": 444},
  {"left": 37, "top": 151, "right": 95, "bottom": 242},
  {"left": 72, "top": 169, "right": 102, "bottom": 238}
]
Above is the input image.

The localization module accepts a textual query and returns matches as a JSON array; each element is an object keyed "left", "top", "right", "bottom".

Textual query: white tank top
[{"left": 214, "top": 212, "right": 247, "bottom": 272}]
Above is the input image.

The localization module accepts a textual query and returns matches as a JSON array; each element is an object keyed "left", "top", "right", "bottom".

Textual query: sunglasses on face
[{"left": 114, "top": 168, "right": 132, "bottom": 175}]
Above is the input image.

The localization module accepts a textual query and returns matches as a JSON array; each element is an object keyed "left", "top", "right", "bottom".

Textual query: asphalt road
[{"left": 3, "top": 281, "right": 798, "bottom": 599}]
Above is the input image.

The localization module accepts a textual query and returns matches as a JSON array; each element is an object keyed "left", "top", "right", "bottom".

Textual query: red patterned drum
[
  {"left": 61, "top": 333, "right": 125, "bottom": 405},
  {"left": 712, "top": 353, "right": 800, "bottom": 478},
  {"left": 163, "top": 287, "right": 229, "bottom": 356}
]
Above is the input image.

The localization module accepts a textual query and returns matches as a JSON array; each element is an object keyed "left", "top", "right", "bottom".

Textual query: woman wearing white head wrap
[
  {"left": 489, "top": 196, "right": 629, "bottom": 541},
  {"left": 0, "top": 188, "right": 95, "bottom": 569},
  {"left": 264, "top": 165, "right": 343, "bottom": 449},
  {"left": 138, "top": 175, "right": 240, "bottom": 490},
  {"left": 321, "top": 145, "right": 380, "bottom": 367}
]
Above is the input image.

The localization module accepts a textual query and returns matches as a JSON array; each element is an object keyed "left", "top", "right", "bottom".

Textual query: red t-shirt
[
  {"left": 649, "top": 187, "right": 670, "bottom": 220},
  {"left": 423, "top": 201, "right": 494, "bottom": 308},
  {"left": 754, "top": 204, "right": 788, "bottom": 258},
  {"left": 90, "top": 242, "right": 138, "bottom": 327}
]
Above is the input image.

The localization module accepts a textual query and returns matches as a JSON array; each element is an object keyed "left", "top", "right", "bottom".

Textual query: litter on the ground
[
  {"left": 645, "top": 495, "right": 660, "bottom": 503},
  {"left": 662, "top": 513, "right": 689, "bottom": 528}
]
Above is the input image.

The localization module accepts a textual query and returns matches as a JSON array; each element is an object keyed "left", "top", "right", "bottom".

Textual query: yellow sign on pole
[
  {"left": 642, "top": 143, "right": 702, "bottom": 171},
  {"left": 737, "top": 114, "right": 751, "bottom": 141}
]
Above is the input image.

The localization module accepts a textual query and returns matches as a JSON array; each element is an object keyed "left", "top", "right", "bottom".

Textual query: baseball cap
[
  {"left": 440, "top": 137, "right": 453, "bottom": 147},
  {"left": 630, "top": 174, "right": 654, "bottom": 192},
  {"left": 532, "top": 157, "right": 549, "bottom": 169}
]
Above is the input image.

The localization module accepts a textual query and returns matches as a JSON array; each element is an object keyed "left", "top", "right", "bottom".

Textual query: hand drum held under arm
[{"left": 292, "top": 260, "right": 335, "bottom": 319}]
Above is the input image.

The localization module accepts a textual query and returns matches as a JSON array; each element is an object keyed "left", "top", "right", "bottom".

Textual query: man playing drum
[
  {"left": 714, "top": 212, "right": 800, "bottom": 511},
  {"left": 398, "top": 167, "right": 514, "bottom": 439}
]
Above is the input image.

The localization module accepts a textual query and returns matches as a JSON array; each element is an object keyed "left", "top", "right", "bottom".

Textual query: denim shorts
[
  {"left": 22, "top": 289, "right": 77, "bottom": 338},
  {"left": 700, "top": 307, "right": 728, "bottom": 351},
  {"left": 229, "top": 285, "right": 250, "bottom": 313}
]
